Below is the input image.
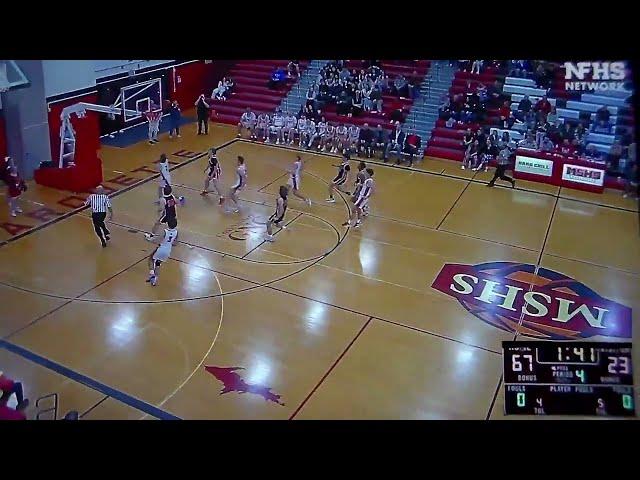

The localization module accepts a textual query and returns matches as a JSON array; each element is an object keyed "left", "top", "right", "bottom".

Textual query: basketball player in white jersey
[
  {"left": 284, "top": 112, "right": 298, "bottom": 145},
  {"left": 297, "top": 115, "right": 308, "bottom": 147},
  {"left": 237, "top": 107, "right": 257, "bottom": 139},
  {"left": 352, "top": 161, "right": 371, "bottom": 217},
  {"left": 323, "top": 122, "right": 336, "bottom": 152},
  {"left": 156, "top": 154, "right": 171, "bottom": 204},
  {"left": 288, "top": 155, "right": 312, "bottom": 205},
  {"left": 200, "top": 147, "right": 223, "bottom": 202},
  {"left": 301, "top": 118, "right": 316, "bottom": 149},
  {"left": 264, "top": 185, "right": 289, "bottom": 242},
  {"left": 343, "top": 168, "right": 374, "bottom": 228},
  {"left": 220, "top": 156, "right": 247, "bottom": 213},
  {"left": 268, "top": 108, "right": 285, "bottom": 144},
  {"left": 326, "top": 153, "right": 352, "bottom": 203},
  {"left": 335, "top": 123, "right": 349, "bottom": 153},
  {"left": 307, "top": 117, "right": 327, "bottom": 150},
  {"left": 146, "top": 224, "right": 178, "bottom": 286},
  {"left": 255, "top": 113, "right": 270, "bottom": 141},
  {"left": 348, "top": 124, "right": 360, "bottom": 152}
]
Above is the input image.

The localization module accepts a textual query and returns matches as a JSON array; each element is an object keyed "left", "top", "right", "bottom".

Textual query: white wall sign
[
  {"left": 515, "top": 155, "right": 554, "bottom": 177},
  {"left": 561, "top": 163, "right": 605, "bottom": 187}
]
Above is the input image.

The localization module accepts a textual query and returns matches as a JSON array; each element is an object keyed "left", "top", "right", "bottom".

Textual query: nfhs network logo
[{"left": 564, "top": 61, "right": 627, "bottom": 92}]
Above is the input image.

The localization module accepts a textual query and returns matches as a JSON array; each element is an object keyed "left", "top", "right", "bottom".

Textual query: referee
[
  {"left": 487, "top": 147, "right": 516, "bottom": 188},
  {"left": 84, "top": 185, "right": 113, "bottom": 247}
]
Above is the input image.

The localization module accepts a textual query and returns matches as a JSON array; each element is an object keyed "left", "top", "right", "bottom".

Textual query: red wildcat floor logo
[
  {"left": 431, "top": 262, "right": 632, "bottom": 340},
  {"left": 205, "top": 366, "right": 285, "bottom": 406}
]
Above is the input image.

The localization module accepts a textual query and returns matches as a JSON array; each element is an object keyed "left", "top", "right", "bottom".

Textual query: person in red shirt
[
  {"left": 534, "top": 95, "right": 552, "bottom": 121},
  {"left": 6, "top": 166, "right": 27, "bottom": 217},
  {"left": 499, "top": 101, "right": 514, "bottom": 128},
  {"left": 555, "top": 139, "right": 578, "bottom": 157}
]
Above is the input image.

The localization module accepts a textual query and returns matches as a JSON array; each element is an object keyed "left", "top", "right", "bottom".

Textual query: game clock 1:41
[{"left": 502, "top": 341, "right": 635, "bottom": 417}]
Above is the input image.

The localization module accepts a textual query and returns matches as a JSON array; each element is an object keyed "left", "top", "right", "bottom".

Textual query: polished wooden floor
[{"left": 0, "top": 123, "right": 638, "bottom": 420}]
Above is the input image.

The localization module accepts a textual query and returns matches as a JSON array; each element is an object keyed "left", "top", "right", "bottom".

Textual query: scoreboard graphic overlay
[{"left": 502, "top": 342, "right": 635, "bottom": 417}]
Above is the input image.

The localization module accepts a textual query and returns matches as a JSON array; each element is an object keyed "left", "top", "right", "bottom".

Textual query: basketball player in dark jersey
[
  {"left": 201, "top": 147, "right": 224, "bottom": 202},
  {"left": 264, "top": 185, "right": 289, "bottom": 242},
  {"left": 146, "top": 185, "right": 179, "bottom": 240},
  {"left": 326, "top": 153, "right": 351, "bottom": 203}
]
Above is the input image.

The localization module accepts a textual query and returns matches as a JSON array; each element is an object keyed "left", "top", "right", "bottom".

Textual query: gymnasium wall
[
  {"left": 43, "top": 60, "right": 176, "bottom": 99},
  {"left": 168, "top": 60, "right": 236, "bottom": 108}
]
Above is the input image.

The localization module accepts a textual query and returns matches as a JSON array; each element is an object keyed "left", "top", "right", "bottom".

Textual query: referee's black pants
[
  {"left": 91, "top": 212, "right": 110, "bottom": 241},
  {"left": 488, "top": 164, "right": 514, "bottom": 187}
]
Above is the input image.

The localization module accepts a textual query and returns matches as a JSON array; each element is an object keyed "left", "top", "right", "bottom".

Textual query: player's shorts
[
  {"left": 269, "top": 211, "right": 285, "bottom": 225},
  {"left": 159, "top": 215, "right": 178, "bottom": 229},
  {"left": 288, "top": 175, "right": 300, "bottom": 190},
  {"left": 270, "top": 125, "right": 283, "bottom": 132},
  {"left": 152, "top": 243, "right": 172, "bottom": 263},
  {"left": 354, "top": 196, "right": 369, "bottom": 209},
  {"left": 333, "top": 174, "right": 347, "bottom": 186},
  {"left": 159, "top": 177, "right": 171, "bottom": 188}
]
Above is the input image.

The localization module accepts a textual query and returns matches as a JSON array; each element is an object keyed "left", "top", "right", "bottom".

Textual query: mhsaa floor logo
[
  {"left": 432, "top": 262, "right": 632, "bottom": 340},
  {"left": 564, "top": 61, "right": 627, "bottom": 92}
]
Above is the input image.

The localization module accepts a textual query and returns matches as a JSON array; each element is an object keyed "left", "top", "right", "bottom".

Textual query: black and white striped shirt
[{"left": 85, "top": 194, "right": 112, "bottom": 213}]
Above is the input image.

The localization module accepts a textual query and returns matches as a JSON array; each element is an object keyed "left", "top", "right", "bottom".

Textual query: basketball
[{"left": 178, "top": 195, "right": 186, "bottom": 206}]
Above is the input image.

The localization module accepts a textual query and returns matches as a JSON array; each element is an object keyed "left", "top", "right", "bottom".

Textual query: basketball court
[{"left": 0, "top": 122, "right": 638, "bottom": 420}]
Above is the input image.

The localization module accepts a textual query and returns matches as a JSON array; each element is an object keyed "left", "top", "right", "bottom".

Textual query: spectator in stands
[
  {"left": 439, "top": 95, "right": 451, "bottom": 118},
  {"left": 593, "top": 105, "right": 612, "bottom": 133},
  {"left": 584, "top": 144, "right": 602, "bottom": 162},
  {"left": 535, "top": 120, "right": 549, "bottom": 150},
  {"left": 373, "top": 124, "right": 388, "bottom": 158},
  {"left": 211, "top": 79, "right": 227, "bottom": 100},
  {"left": 607, "top": 140, "right": 624, "bottom": 174},
  {"left": 371, "top": 86, "right": 383, "bottom": 113},
  {"left": 168, "top": 100, "right": 181, "bottom": 138},
  {"left": 574, "top": 123, "right": 588, "bottom": 154},
  {"left": 499, "top": 131, "right": 512, "bottom": 150},
  {"left": 516, "top": 95, "right": 533, "bottom": 123},
  {"left": 390, "top": 106, "right": 407, "bottom": 123},
  {"left": 268, "top": 67, "right": 287, "bottom": 90},
  {"left": 462, "top": 129, "right": 475, "bottom": 169},
  {"left": 445, "top": 116, "right": 457, "bottom": 128},
  {"left": 476, "top": 83, "right": 488, "bottom": 103},
  {"left": 358, "top": 123, "right": 375, "bottom": 158},
  {"left": 401, "top": 130, "right": 422, "bottom": 167},
  {"left": 351, "top": 89, "right": 364, "bottom": 116},
  {"left": 305, "top": 83, "right": 318, "bottom": 109},
  {"left": 223, "top": 77, "right": 234, "bottom": 97},
  {"left": 534, "top": 95, "right": 552, "bottom": 121},
  {"left": 540, "top": 136, "right": 556, "bottom": 152},
  {"left": 407, "top": 71, "right": 420, "bottom": 99},
  {"left": 288, "top": 60, "right": 301, "bottom": 78},
  {"left": 556, "top": 139, "right": 578, "bottom": 157},
  {"left": 499, "top": 101, "right": 514, "bottom": 129},
  {"left": 518, "top": 133, "right": 537, "bottom": 149},
  {"left": 339, "top": 65, "right": 351, "bottom": 82},
  {"left": 487, "top": 80, "right": 505, "bottom": 107},
  {"left": 384, "top": 123, "right": 406, "bottom": 162},
  {"left": 471, "top": 60, "right": 483, "bottom": 75},
  {"left": 393, "top": 74, "right": 409, "bottom": 98},
  {"left": 546, "top": 106, "right": 558, "bottom": 126}
]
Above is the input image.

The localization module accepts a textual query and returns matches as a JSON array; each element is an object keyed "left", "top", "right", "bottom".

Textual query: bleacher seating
[{"left": 208, "top": 60, "right": 310, "bottom": 126}]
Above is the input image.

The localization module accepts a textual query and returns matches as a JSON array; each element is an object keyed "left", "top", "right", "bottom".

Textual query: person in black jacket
[
  {"left": 373, "top": 124, "right": 388, "bottom": 158},
  {"left": 195, "top": 94, "right": 210, "bottom": 135},
  {"left": 358, "top": 123, "right": 375, "bottom": 158}
]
